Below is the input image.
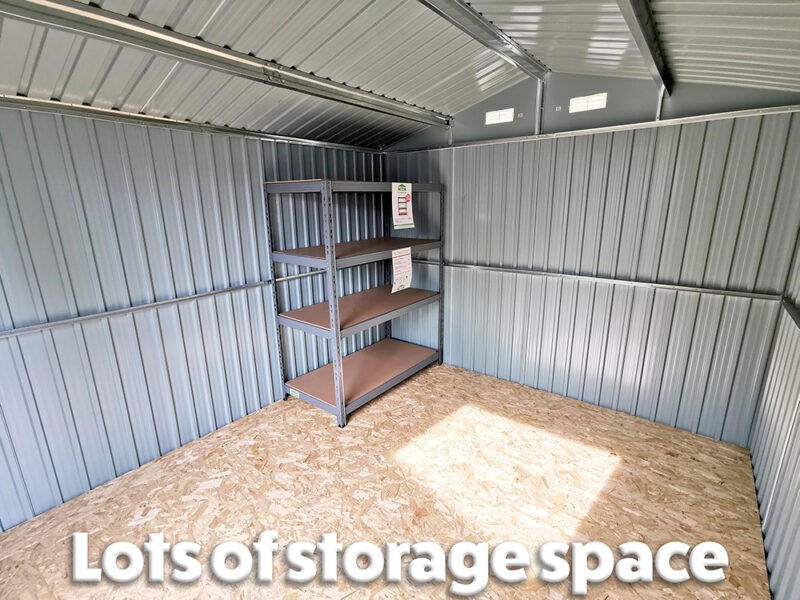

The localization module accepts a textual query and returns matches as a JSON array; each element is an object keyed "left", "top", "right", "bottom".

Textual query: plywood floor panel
[{"left": 0, "top": 365, "right": 769, "bottom": 598}]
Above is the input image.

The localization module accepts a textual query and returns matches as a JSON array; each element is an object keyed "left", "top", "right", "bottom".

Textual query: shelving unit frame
[{"left": 265, "top": 178, "right": 445, "bottom": 426}]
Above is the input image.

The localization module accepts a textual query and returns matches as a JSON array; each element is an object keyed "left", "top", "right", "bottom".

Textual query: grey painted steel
[
  {"left": 275, "top": 270, "right": 327, "bottom": 284},
  {"left": 656, "top": 85, "right": 665, "bottom": 121},
  {"left": 0, "top": 96, "right": 383, "bottom": 154},
  {"left": 787, "top": 236, "right": 800, "bottom": 312},
  {"left": 468, "top": 0, "right": 649, "bottom": 79},
  {"left": 782, "top": 298, "right": 800, "bottom": 332},
  {"left": 263, "top": 143, "right": 386, "bottom": 383},
  {"left": 0, "top": 281, "right": 272, "bottom": 341},
  {"left": 267, "top": 180, "right": 443, "bottom": 194},
  {"left": 266, "top": 175, "right": 445, "bottom": 425},
  {"left": 393, "top": 103, "right": 800, "bottom": 153},
  {"left": 282, "top": 384, "right": 338, "bottom": 418},
  {"left": 749, "top": 310, "right": 800, "bottom": 600},
  {"left": 389, "top": 108, "right": 800, "bottom": 445},
  {"left": 616, "top": 0, "right": 673, "bottom": 93},
  {"left": 650, "top": 0, "right": 800, "bottom": 93},
  {"left": 438, "top": 183, "right": 445, "bottom": 363},
  {"left": 318, "top": 181, "right": 347, "bottom": 427},
  {"left": 0, "top": 1, "right": 529, "bottom": 147},
  {"left": 272, "top": 241, "right": 443, "bottom": 270},
  {"left": 413, "top": 261, "right": 782, "bottom": 303},
  {"left": 535, "top": 79, "right": 544, "bottom": 136},
  {"left": 542, "top": 73, "right": 659, "bottom": 135},
  {"left": 417, "top": 0, "right": 549, "bottom": 80},
  {"left": 276, "top": 315, "right": 334, "bottom": 340},
  {"left": 0, "top": 107, "right": 281, "bottom": 532},
  {"left": 0, "top": 0, "right": 451, "bottom": 129},
  {"left": 0, "top": 107, "right": 385, "bottom": 532},
  {"left": 443, "top": 267, "right": 778, "bottom": 446},
  {"left": 392, "top": 112, "right": 800, "bottom": 296}
]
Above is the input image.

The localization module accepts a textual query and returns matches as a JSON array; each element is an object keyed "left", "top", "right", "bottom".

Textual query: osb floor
[{"left": 0, "top": 365, "right": 769, "bottom": 599}]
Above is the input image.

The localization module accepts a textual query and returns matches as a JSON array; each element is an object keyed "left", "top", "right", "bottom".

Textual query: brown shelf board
[
  {"left": 285, "top": 339, "right": 438, "bottom": 413},
  {"left": 272, "top": 237, "right": 441, "bottom": 268},
  {"left": 279, "top": 286, "right": 438, "bottom": 337}
]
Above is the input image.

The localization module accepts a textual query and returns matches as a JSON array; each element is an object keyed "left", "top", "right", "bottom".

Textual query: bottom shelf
[{"left": 285, "top": 338, "right": 438, "bottom": 416}]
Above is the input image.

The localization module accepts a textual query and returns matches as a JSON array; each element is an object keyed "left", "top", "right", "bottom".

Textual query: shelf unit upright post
[
  {"left": 265, "top": 179, "right": 444, "bottom": 427},
  {"left": 437, "top": 179, "right": 445, "bottom": 364},
  {"left": 319, "top": 180, "right": 347, "bottom": 426}
]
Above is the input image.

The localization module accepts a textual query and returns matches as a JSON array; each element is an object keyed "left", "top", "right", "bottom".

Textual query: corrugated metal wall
[
  {"left": 263, "top": 143, "right": 386, "bottom": 380},
  {"left": 750, "top": 308, "right": 800, "bottom": 600},
  {"left": 0, "top": 108, "right": 382, "bottom": 532},
  {"left": 389, "top": 110, "right": 800, "bottom": 446}
]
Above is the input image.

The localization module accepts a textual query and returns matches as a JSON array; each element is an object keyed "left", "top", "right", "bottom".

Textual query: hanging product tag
[
  {"left": 392, "top": 182, "right": 414, "bottom": 229},
  {"left": 391, "top": 247, "right": 413, "bottom": 293}
]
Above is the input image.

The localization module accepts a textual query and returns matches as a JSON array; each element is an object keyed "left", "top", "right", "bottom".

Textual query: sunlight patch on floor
[{"left": 394, "top": 404, "right": 619, "bottom": 545}]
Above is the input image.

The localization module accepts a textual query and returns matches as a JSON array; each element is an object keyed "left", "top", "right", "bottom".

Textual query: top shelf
[{"left": 265, "top": 179, "right": 443, "bottom": 194}]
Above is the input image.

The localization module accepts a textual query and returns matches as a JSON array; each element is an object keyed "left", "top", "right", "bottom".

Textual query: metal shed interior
[{"left": 0, "top": 0, "right": 799, "bottom": 598}]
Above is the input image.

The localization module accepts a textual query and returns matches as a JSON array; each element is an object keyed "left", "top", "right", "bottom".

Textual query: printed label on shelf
[
  {"left": 391, "top": 247, "right": 413, "bottom": 293},
  {"left": 288, "top": 388, "right": 300, "bottom": 399},
  {"left": 392, "top": 182, "right": 414, "bottom": 229}
]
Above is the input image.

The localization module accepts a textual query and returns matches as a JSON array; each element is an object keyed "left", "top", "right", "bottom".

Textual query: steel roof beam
[
  {"left": 417, "top": 0, "right": 549, "bottom": 80},
  {"left": 616, "top": 0, "right": 673, "bottom": 94},
  {"left": 0, "top": 0, "right": 452, "bottom": 128}
]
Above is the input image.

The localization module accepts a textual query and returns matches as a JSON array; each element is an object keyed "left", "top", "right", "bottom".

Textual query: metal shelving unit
[{"left": 266, "top": 178, "right": 444, "bottom": 427}]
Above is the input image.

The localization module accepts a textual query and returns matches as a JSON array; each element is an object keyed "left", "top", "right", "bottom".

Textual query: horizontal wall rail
[
  {"left": 0, "top": 281, "right": 271, "bottom": 341},
  {"left": 0, "top": 95, "right": 382, "bottom": 153},
  {"left": 413, "top": 260, "right": 783, "bottom": 303},
  {"left": 393, "top": 104, "right": 800, "bottom": 152},
  {"left": 283, "top": 259, "right": 788, "bottom": 304}
]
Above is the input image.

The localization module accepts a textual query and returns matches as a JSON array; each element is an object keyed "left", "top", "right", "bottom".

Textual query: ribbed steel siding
[
  {"left": 262, "top": 143, "right": 388, "bottom": 379},
  {"left": 388, "top": 110, "right": 800, "bottom": 443},
  {"left": 445, "top": 268, "right": 777, "bottom": 445},
  {"left": 0, "top": 0, "right": 529, "bottom": 146},
  {"left": 469, "top": 0, "right": 650, "bottom": 79},
  {"left": 651, "top": 0, "right": 800, "bottom": 92},
  {"left": 398, "top": 112, "right": 800, "bottom": 294},
  {"left": 0, "top": 108, "right": 280, "bottom": 532},
  {"left": 750, "top": 310, "right": 800, "bottom": 599},
  {"left": 0, "top": 12, "right": 422, "bottom": 148},
  {"left": 389, "top": 150, "right": 451, "bottom": 351},
  {"left": 67, "top": 0, "right": 526, "bottom": 117}
]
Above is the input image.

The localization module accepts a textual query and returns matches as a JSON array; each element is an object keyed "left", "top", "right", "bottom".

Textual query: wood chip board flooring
[{"left": 0, "top": 365, "right": 769, "bottom": 599}]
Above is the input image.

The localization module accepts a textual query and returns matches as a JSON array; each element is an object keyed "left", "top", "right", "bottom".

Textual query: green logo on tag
[{"left": 397, "top": 183, "right": 407, "bottom": 191}]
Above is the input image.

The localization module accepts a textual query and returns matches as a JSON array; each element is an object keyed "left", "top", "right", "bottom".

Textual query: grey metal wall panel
[
  {"left": 388, "top": 109, "right": 798, "bottom": 444},
  {"left": 0, "top": 108, "right": 324, "bottom": 531},
  {"left": 750, "top": 310, "right": 800, "bottom": 600},
  {"left": 391, "top": 263, "right": 440, "bottom": 350},
  {"left": 440, "top": 267, "right": 778, "bottom": 445},
  {"left": 390, "top": 112, "right": 800, "bottom": 294}
]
